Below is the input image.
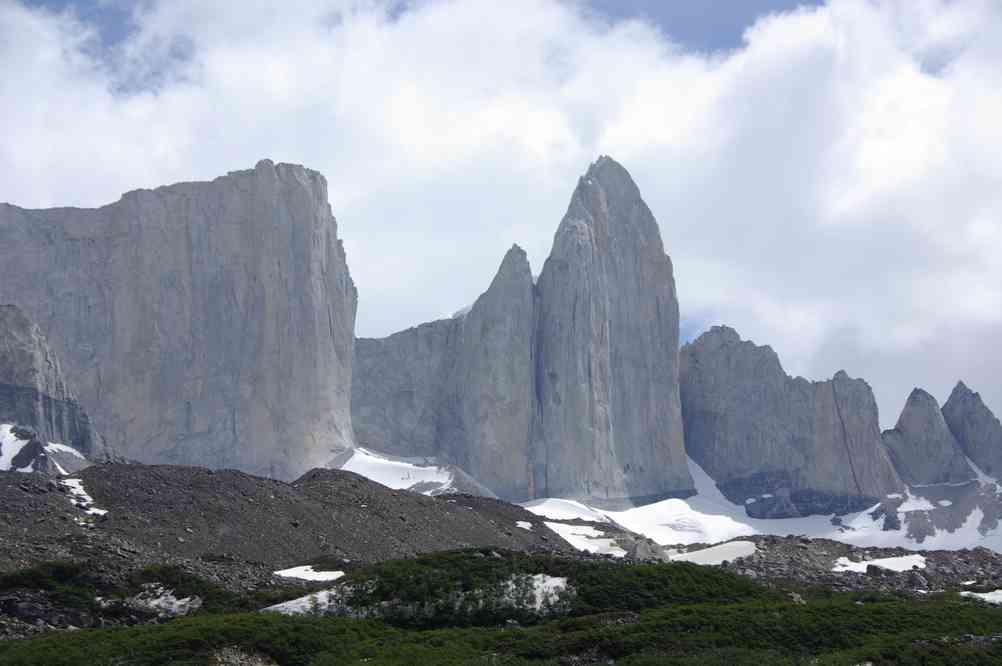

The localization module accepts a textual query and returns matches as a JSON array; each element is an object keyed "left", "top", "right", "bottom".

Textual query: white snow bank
[
  {"left": 544, "top": 522, "right": 626, "bottom": 557},
  {"left": 273, "top": 566, "right": 345, "bottom": 582},
  {"left": 672, "top": 540, "right": 757, "bottom": 565},
  {"left": 522, "top": 498, "right": 609, "bottom": 523},
  {"left": 264, "top": 589, "right": 341, "bottom": 615},
  {"left": 43, "top": 442, "right": 86, "bottom": 459},
  {"left": 516, "top": 521, "right": 533, "bottom": 531},
  {"left": 0, "top": 424, "right": 31, "bottom": 472},
  {"left": 832, "top": 554, "right": 926, "bottom": 573},
  {"left": 526, "top": 457, "right": 1002, "bottom": 553},
  {"left": 60, "top": 478, "right": 108, "bottom": 516},
  {"left": 961, "top": 589, "right": 1002, "bottom": 604},
  {"left": 897, "top": 492, "right": 937, "bottom": 512},
  {"left": 339, "top": 447, "right": 453, "bottom": 494}
]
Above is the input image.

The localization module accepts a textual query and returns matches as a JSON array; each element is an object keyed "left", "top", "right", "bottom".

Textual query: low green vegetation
[{"left": 2, "top": 550, "right": 1001, "bottom": 665}]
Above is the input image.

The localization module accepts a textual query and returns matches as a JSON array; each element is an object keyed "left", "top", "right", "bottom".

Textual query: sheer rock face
[
  {"left": 352, "top": 246, "right": 536, "bottom": 499},
  {"left": 441, "top": 246, "right": 536, "bottom": 499},
  {"left": 882, "top": 389, "right": 975, "bottom": 486},
  {"left": 352, "top": 157, "right": 692, "bottom": 503},
  {"left": 680, "top": 326, "right": 902, "bottom": 516},
  {"left": 0, "top": 305, "right": 103, "bottom": 459},
  {"left": 0, "top": 160, "right": 357, "bottom": 479},
  {"left": 533, "top": 157, "right": 691, "bottom": 502},
  {"left": 353, "top": 319, "right": 461, "bottom": 459},
  {"left": 943, "top": 381, "right": 1002, "bottom": 478}
]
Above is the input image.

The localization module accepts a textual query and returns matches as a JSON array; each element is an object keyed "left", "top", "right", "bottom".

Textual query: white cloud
[{"left": 1, "top": 0, "right": 1001, "bottom": 424}]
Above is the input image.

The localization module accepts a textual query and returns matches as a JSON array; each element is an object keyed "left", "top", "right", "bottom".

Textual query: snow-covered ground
[
  {"left": 832, "top": 554, "right": 926, "bottom": 573},
  {"left": 0, "top": 424, "right": 31, "bottom": 471},
  {"left": 516, "top": 521, "right": 533, "bottom": 530},
  {"left": 961, "top": 589, "right": 1002, "bottom": 604},
  {"left": 338, "top": 447, "right": 456, "bottom": 494},
  {"left": 273, "top": 566, "right": 345, "bottom": 582},
  {"left": 672, "top": 540, "right": 757, "bottom": 565},
  {"left": 544, "top": 522, "right": 626, "bottom": 557},
  {"left": 60, "top": 478, "right": 108, "bottom": 516},
  {"left": 523, "top": 458, "right": 1002, "bottom": 553}
]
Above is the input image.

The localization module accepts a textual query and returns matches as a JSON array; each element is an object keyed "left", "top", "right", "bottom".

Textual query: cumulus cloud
[{"left": 1, "top": 0, "right": 1001, "bottom": 423}]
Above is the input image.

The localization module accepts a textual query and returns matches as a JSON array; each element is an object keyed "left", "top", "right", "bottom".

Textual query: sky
[{"left": 2, "top": 0, "right": 1001, "bottom": 426}]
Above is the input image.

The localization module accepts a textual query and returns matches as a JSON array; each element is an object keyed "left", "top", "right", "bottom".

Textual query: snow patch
[
  {"left": 832, "top": 554, "right": 926, "bottom": 573},
  {"left": 544, "top": 522, "right": 625, "bottom": 557},
  {"left": 504, "top": 573, "right": 568, "bottom": 610},
  {"left": 0, "top": 424, "right": 31, "bottom": 472},
  {"left": 516, "top": 521, "right": 533, "bottom": 531},
  {"left": 671, "top": 540, "right": 757, "bottom": 565},
  {"left": 60, "top": 478, "right": 108, "bottom": 516},
  {"left": 961, "top": 589, "right": 1002, "bottom": 605},
  {"left": 897, "top": 491, "right": 937, "bottom": 512},
  {"left": 43, "top": 442, "right": 86, "bottom": 459},
  {"left": 522, "top": 498, "right": 609, "bottom": 523},
  {"left": 339, "top": 447, "right": 455, "bottom": 495},
  {"left": 273, "top": 566, "right": 345, "bottom": 582}
]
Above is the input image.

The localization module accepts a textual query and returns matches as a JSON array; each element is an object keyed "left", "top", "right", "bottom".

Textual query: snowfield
[
  {"left": 961, "top": 590, "right": 1002, "bottom": 605},
  {"left": 523, "top": 458, "right": 1002, "bottom": 553},
  {"left": 60, "top": 478, "right": 108, "bottom": 516}
]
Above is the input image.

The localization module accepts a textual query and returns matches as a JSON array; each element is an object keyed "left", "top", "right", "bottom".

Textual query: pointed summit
[
  {"left": 882, "top": 388, "right": 975, "bottom": 485},
  {"left": 533, "top": 157, "right": 691, "bottom": 502},
  {"left": 943, "top": 381, "right": 1002, "bottom": 477}
]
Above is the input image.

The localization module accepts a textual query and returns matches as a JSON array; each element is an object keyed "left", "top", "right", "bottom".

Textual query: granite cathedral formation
[
  {"left": 3, "top": 156, "right": 999, "bottom": 517},
  {"left": 353, "top": 156, "right": 693, "bottom": 504}
]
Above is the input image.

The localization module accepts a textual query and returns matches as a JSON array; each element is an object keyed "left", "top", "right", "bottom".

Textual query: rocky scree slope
[
  {"left": 0, "top": 160, "right": 357, "bottom": 480},
  {"left": 0, "top": 464, "right": 569, "bottom": 577},
  {"left": 679, "top": 326, "right": 902, "bottom": 518},
  {"left": 353, "top": 157, "right": 692, "bottom": 505}
]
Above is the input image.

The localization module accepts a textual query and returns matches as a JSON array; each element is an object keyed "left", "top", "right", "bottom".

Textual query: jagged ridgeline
[
  {"left": 353, "top": 157, "right": 692, "bottom": 504},
  {"left": 4, "top": 156, "right": 1000, "bottom": 518}
]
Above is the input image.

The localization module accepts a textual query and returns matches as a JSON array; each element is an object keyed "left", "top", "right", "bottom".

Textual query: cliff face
[
  {"left": 883, "top": 389, "right": 975, "bottom": 486},
  {"left": 352, "top": 246, "right": 536, "bottom": 499},
  {"left": 533, "top": 157, "right": 691, "bottom": 502},
  {"left": 943, "top": 381, "right": 1002, "bottom": 478},
  {"left": 0, "top": 160, "right": 357, "bottom": 479},
  {"left": 679, "top": 326, "right": 902, "bottom": 517},
  {"left": 0, "top": 304, "right": 102, "bottom": 461},
  {"left": 352, "top": 157, "right": 692, "bottom": 503}
]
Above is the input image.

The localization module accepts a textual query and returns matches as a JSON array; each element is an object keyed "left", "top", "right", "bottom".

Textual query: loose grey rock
[
  {"left": 883, "top": 388, "right": 974, "bottom": 486},
  {"left": 0, "top": 304, "right": 104, "bottom": 462},
  {"left": 943, "top": 381, "right": 1002, "bottom": 478},
  {"left": 680, "top": 326, "right": 902, "bottom": 516},
  {"left": 0, "top": 160, "right": 357, "bottom": 480}
]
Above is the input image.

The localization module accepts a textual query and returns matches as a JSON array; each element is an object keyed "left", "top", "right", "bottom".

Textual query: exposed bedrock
[
  {"left": 352, "top": 157, "right": 693, "bottom": 503},
  {"left": 679, "top": 326, "right": 902, "bottom": 517},
  {"left": 0, "top": 160, "right": 357, "bottom": 479},
  {"left": 0, "top": 304, "right": 103, "bottom": 460},
  {"left": 943, "top": 381, "right": 1002, "bottom": 478},
  {"left": 882, "top": 388, "right": 975, "bottom": 486}
]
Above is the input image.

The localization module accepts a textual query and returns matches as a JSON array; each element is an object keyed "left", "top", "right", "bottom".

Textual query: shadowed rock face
[
  {"left": 533, "top": 156, "right": 691, "bottom": 502},
  {"left": 882, "top": 389, "right": 974, "bottom": 486},
  {"left": 352, "top": 157, "right": 692, "bottom": 503},
  {"left": 0, "top": 305, "right": 103, "bottom": 459},
  {"left": 352, "top": 246, "right": 536, "bottom": 499},
  {"left": 680, "top": 326, "right": 902, "bottom": 517},
  {"left": 0, "top": 161, "right": 357, "bottom": 479},
  {"left": 943, "top": 381, "right": 1002, "bottom": 478}
]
